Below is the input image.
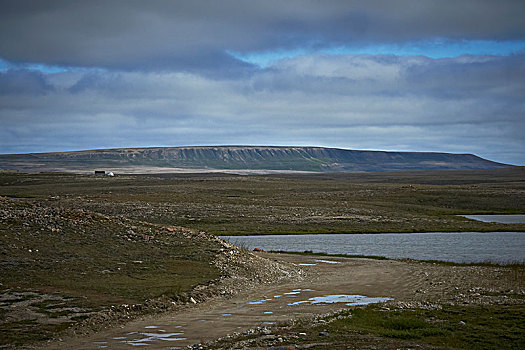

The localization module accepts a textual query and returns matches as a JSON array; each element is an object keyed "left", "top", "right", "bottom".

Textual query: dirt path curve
[{"left": 45, "top": 254, "right": 435, "bottom": 349}]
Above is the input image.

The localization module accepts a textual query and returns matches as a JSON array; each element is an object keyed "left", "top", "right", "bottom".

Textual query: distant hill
[{"left": 0, "top": 146, "right": 510, "bottom": 174}]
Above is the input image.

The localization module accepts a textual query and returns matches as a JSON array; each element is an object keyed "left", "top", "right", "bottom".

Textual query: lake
[
  {"left": 220, "top": 232, "right": 525, "bottom": 263},
  {"left": 459, "top": 214, "right": 525, "bottom": 224}
]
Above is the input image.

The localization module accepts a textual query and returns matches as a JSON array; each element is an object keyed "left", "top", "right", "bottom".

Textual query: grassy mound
[{"left": 0, "top": 196, "right": 221, "bottom": 347}]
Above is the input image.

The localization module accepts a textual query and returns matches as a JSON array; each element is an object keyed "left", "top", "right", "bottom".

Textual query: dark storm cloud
[
  {"left": 1, "top": 0, "right": 525, "bottom": 70},
  {"left": 0, "top": 69, "right": 54, "bottom": 95}
]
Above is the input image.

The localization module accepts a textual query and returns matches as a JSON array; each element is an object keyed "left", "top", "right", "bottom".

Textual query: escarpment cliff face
[{"left": 0, "top": 146, "right": 510, "bottom": 173}]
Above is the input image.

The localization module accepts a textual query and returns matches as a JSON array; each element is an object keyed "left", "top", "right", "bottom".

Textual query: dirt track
[{"left": 43, "top": 253, "right": 523, "bottom": 349}]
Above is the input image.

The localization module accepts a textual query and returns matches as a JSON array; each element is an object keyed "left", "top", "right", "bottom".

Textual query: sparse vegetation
[
  {"left": 0, "top": 196, "right": 222, "bottom": 348},
  {"left": 0, "top": 168, "right": 524, "bottom": 236},
  {"left": 0, "top": 168, "right": 523, "bottom": 349},
  {"left": 333, "top": 304, "right": 525, "bottom": 348},
  {"left": 209, "top": 304, "right": 525, "bottom": 349}
]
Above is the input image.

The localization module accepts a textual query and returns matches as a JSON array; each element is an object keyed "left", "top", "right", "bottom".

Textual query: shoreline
[
  {"left": 217, "top": 228, "right": 525, "bottom": 235},
  {"left": 268, "top": 250, "right": 525, "bottom": 267}
]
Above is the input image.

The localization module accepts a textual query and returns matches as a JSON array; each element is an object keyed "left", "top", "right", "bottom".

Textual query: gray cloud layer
[
  {"left": 1, "top": 54, "right": 523, "bottom": 164},
  {"left": 1, "top": 0, "right": 525, "bottom": 70},
  {"left": 1, "top": 1, "right": 524, "bottom": 165}
]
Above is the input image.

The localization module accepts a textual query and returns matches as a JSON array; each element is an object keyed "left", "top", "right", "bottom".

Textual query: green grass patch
[
  {"left": 0, "top": 319, "right": 74, "bottom": 348},
  {"left": 209, "top": 304, "right": 525, "bottom": 349},
  {"left": 325, "top": 304, "right": 525, "bottom": 349}
]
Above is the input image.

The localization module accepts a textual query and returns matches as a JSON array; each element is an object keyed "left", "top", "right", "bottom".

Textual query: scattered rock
[{"left": 261, "top": 328, "right": 272, "bottom": 335}]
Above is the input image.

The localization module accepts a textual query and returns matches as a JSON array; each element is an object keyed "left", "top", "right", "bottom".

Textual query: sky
[{"left": 1, "top": 0, "right": 524, "bottom": 165}]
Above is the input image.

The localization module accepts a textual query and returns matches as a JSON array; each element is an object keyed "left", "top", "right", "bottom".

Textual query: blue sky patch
[{"left": 229, "top": 39, "right": 525, "bottom": 68}]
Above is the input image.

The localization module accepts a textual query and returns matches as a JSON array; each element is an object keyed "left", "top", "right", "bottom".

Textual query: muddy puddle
[
  {"left": 118, "top": 329, "right": 186, "bottom": 346},
  {"left": 288, "top": 294, "right": 393, "bottom": 306},
  {"left": 94, "top": 324, "right": 188, "bottom": 348}
]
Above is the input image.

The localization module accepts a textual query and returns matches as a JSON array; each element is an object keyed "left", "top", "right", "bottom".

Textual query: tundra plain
[{"left": 0, "top": 167, "right": 524, "bottom": 349}]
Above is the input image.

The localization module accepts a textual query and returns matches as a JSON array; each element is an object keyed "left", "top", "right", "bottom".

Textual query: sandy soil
[{"left": 43, "top": 253, "right": 523, "bottom": 350}]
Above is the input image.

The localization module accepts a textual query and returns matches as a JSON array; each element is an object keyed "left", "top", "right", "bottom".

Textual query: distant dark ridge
[{"left": 0, "top": 146, "right": 510, "bottom": 173}]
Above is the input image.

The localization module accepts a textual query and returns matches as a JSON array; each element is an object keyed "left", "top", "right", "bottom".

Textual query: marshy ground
[{"left": 0, "top": 168, "right": 524, "bottom": 349}]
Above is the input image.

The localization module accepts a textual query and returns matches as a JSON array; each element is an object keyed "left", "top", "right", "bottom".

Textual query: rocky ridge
[{"left": 0, "top": 146, "right": 509, "bottom": 173}]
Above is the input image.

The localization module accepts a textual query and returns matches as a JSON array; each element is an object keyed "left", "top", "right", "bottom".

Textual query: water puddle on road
[
  {"left": 315, "top": 259, "right": 340, "bottom": 264},
  {"left": 118, "top": 330, "right": 187, "bottom": 346},
  {"left": 250, "top": 289, "right": 316, "bottom": 304},
  {"left": 288, "top": 294, "right": 393, "bottom": 306},
  {"left": 247, "top": 298, "right": 272, "bottom": 305}
]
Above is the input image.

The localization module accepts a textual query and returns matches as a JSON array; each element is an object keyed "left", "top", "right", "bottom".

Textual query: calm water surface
[{"left": 221, "top": 232, "right": 525, "bottom": 263}]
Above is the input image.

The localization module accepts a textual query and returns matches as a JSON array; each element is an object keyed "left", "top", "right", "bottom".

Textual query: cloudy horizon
[{"left": 1, "top": 0, "right": 524, "bottom": 165}]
